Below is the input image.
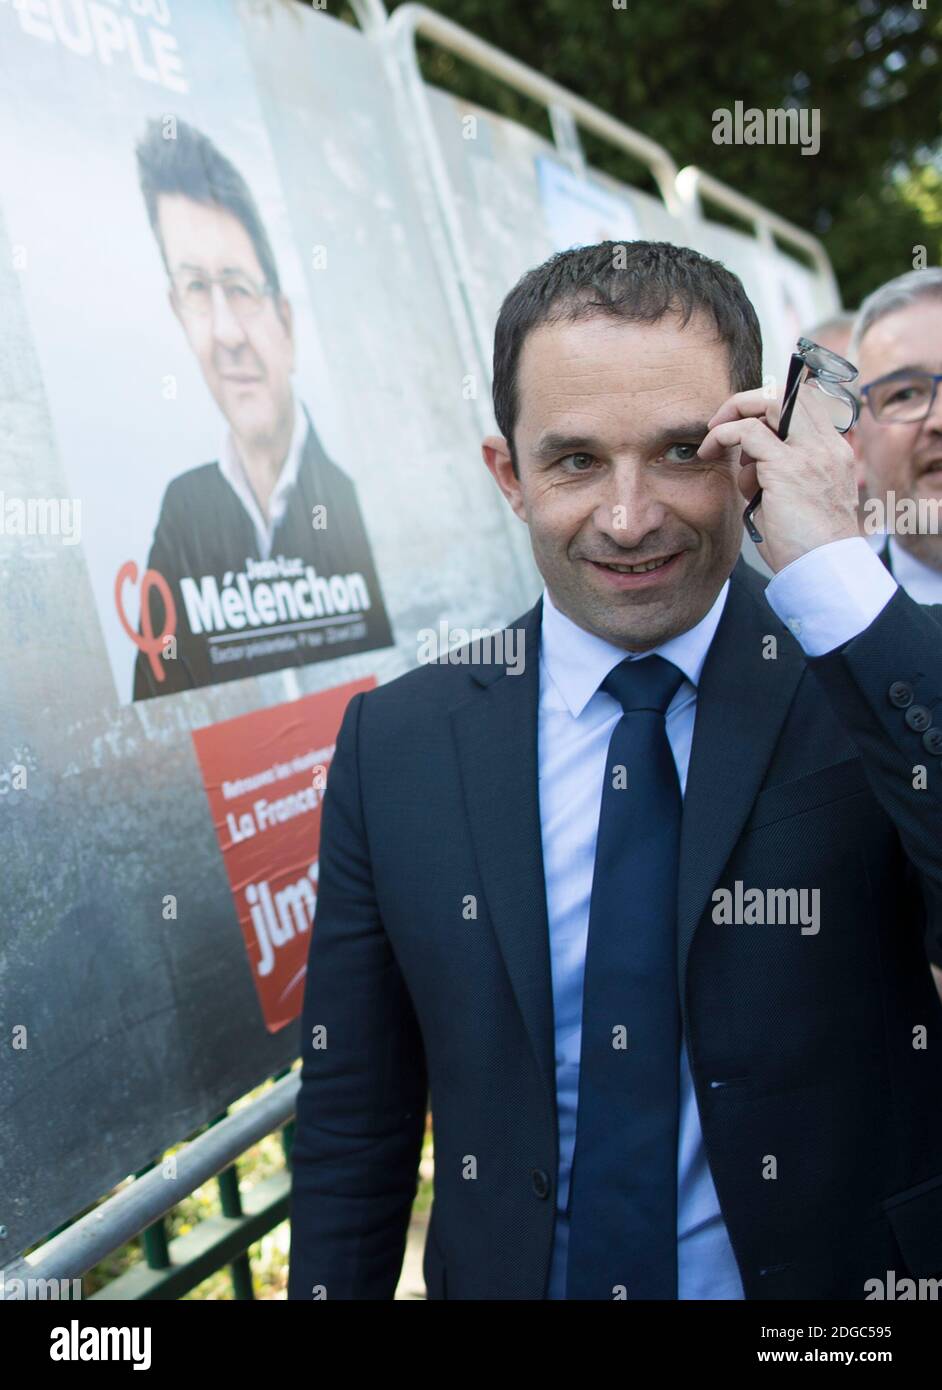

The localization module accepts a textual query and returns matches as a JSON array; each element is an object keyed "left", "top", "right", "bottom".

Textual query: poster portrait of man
[{"left": 130, "top": 117, "right": 394, "bottom": 700}]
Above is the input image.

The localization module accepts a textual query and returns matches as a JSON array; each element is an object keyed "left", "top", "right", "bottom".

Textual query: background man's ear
[
  {"left": 277, "top": 294, "right": 294, "bottom": 338},
  {"left": 845, "top": 422, "right": 868, "bottom": 491}
]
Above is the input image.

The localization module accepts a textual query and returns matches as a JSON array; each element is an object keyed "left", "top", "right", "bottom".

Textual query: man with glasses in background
[
  {"left": 847, "top": 267, "right": 942, "bottom": 995},
  {"left": 849, "top": 268, "right": 942, "bottom": 602},
  {"left": 130, "top": 118, "right": 392, "bottom": 700}
]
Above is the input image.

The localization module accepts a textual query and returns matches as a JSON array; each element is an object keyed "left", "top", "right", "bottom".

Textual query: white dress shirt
[
  {"left": 217, "top": 395, "right": 308, "bottom": 560},
  {"left": 540, "top": 538, "right": 898, "bottom": 1298}
]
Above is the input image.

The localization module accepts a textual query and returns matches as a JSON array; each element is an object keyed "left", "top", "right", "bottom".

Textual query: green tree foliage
[{"left": 325, "top": 0, "right": 941, "bottom": 306}]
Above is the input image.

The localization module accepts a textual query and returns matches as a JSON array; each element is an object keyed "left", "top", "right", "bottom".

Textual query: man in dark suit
[
  {"left": 872, "top": 534, "right": 942, "bottom": 995},
  {"left": 846, "top": 269, "right": 942, "bottom": 995},
  {"left": 288, "top": 241, "right": 942, "bottom": 1300}
]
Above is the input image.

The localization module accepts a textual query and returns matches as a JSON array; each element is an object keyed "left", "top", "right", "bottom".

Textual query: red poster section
[{"left": 192, "top": 677, "right": 376, "bottom": 1032}]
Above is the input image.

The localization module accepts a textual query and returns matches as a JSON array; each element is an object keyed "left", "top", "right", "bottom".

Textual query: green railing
[
  {"left": 93, "top": 1101, "right": 295, "bottom": 1301},
  {"left": 12, "top": 1068, "right": 298, "bottom": 1301}
]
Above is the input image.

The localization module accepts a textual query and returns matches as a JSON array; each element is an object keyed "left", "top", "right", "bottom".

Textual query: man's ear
[
  {"left": 277, "top": 293, "right": 294, "bottom": 339},
  {"left": 482, "top": 434, "right": 527, "bottom": 523},
  {"left": 845, "top": 421, "right": 868, "bottom": 491}
]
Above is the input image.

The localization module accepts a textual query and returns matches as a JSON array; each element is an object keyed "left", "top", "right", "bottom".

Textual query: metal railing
[
  {"left": 375, "top": 3, "right": 840, "bottom": 400},
  {"left": 378, "top": 3, "right": 686, "bottom": 398},
  {"left": 4, "top": 1072, "right": 299, "bottom": 1299},
  {"left": 386, "top": 5, "right": 682, "bottom": 209},
  {"left": 348, "top": 0, "right": 389, "bottom": 32},
  {"left": 675, "top": 165, "right": 840, "bottom": 304}
]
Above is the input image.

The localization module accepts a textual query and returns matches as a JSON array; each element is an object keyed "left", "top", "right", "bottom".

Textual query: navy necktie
[{"left": 565, "top": 653, "right": 686, "bottom": 1300}]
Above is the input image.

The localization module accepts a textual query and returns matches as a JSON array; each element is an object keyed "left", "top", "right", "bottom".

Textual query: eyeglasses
[
  {"left": 860, "top": 369, "right": 942, "bottom": 424},
  {"left": 744, "top": 335, "right": 860, "bottom": 545},
  {"left": 170, "top": 269, "right": 273, "bottom": 322}
]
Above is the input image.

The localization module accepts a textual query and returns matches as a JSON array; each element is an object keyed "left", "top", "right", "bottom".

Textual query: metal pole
[
  {"left": 384, "top": 4, "right": 682, "bottom": 212},
  {"left": 3, "top": 1073, "right": 299, "bottom": 1286},
  {"left": 674, "top": 165, "right": 841, "bottom": 308},
  {"left": 209, "top": 1112, "right": 255, "bottom": 1300}
]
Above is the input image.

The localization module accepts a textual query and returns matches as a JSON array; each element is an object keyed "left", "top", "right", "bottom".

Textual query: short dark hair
[
  {"left": 135, "top": 117, "right": 281, "bottom": 297},
  {"left": 492, "top": 240, "right": 762, "bottom": 474}
]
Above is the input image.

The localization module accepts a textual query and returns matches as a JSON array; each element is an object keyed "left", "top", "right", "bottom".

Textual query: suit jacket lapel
[
  {"left": 676, "top": 558, "right": 807, "bottom": 1002},
  {"left": 449, "top": 595, "right": 559, "bottom": 1116}
]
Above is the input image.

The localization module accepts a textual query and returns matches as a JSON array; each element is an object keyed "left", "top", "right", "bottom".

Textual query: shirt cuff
[{"left": 764, "top": 536, "right": 898, "bottom": 656}]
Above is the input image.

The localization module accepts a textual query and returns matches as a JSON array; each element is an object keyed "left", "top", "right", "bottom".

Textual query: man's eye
[
  {"left": 558, "top": 453, "right": 596, "bottom": 473},
  {"left": 663, "top": 443, "right": 702, "bottom": 463}
]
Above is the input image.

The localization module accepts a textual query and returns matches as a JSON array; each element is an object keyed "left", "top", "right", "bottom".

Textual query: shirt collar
[
  {"left": 887, "top": 535, "right": 942, "bottom": 600},
  {"left": 539, "top": 575, "right": 731, "bottom": 719},
  {"left": 218, "top": 396, "right": 308, "bottom": 557}
]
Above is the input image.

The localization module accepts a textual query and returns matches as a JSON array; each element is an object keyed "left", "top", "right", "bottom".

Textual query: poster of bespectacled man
[{"left": 0, "top": 0, "right": 394, "bottom": 703}]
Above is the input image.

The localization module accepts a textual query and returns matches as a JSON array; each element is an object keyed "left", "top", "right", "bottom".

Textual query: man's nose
[
  {"left": 209, "top": 283, "right": 247, "bottom": 348},
  {"left": 595, "top": 461, "right": 668, "bottom": 548}
]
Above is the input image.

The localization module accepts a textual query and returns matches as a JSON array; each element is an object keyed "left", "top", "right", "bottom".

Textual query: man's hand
[{"left": 697, "top": 379, "right": 860, "bottom": 574}]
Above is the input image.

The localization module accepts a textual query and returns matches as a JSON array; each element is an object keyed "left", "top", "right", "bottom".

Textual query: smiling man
[
  {"left": 130, "top": 119, "right": 392, "bottom": 699},
  {"left": 484, "top": 299, "right": 747, "bottom": 652},
  {"left": 288, "top": 241, "right": 942, "bottom": 1301}
]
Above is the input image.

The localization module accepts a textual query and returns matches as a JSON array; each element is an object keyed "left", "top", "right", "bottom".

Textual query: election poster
[
  {"left": 191, "top": 676, "right": 376, "bottom": 1033},
  {"left": 0, "top": 0, "right": 394, "bottom": 704}
]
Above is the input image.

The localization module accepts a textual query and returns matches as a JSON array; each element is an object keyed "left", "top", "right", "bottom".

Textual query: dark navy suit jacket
[{"left": 288, "top": 557, "right": 942, "bottom": 1299}]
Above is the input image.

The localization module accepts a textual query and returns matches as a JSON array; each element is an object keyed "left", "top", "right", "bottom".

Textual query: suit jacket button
[
  {"left": 905, "top": 704, "right": 932, "bottom": 732},
  {"left": 531, "top": 1169, "right": 550, "bottom": 1199},
  {"left": 923, "top": 727, "right": 942, "bottom": 755},
  {"left": 888, "top": 681, "right": 914, "bottom": 708}
]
